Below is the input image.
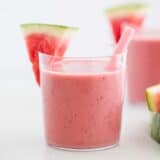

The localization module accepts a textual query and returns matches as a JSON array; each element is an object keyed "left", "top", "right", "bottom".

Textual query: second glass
[{"left": 127, "top": 29, "right": 160, "bottom": 103}]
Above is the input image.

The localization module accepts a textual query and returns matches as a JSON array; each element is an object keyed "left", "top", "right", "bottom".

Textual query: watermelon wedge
[
  {"left": 146, "top": 85, "right": 160, "bottom": 143},
  {"left": 106, "top": 3, "right": 148, "bottom": 42},
  {"left": 146, "top": 85, "right": 160, "bottom": 112},
  {"left": 21, "top": 23, "right": 78, "bottom": 85},
  {"left": 150, "top": 112, "right": 160, "bottom": 143}
]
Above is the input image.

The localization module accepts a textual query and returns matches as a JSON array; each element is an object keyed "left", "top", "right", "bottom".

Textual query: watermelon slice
[
  {"left": 21, "top": 23, "right": 78, "bottom": 85},
  {"left": 106, "top": 3, "right": 148, "bottom": 42},
  {"left": 150, "top": 112, "right": 160, "bottom": 143},
  {"left": 146, "top": 85, "right": 160, "bottom": 112},
  {"left": 146, "top": 85, "right": 160, "bottom": 143}
]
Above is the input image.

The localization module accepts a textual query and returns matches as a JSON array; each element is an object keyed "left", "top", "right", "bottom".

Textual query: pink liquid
[
  {"left": 127, "top": 29, "right": 160, "bottom": 103},
  {"left": 40, "top": 58, "right": 125, "bottom": 149}
]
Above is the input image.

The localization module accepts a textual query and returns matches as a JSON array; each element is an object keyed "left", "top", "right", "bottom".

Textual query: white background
[{"left": 0, "top": 0, "right": 160, "bottom": 159}]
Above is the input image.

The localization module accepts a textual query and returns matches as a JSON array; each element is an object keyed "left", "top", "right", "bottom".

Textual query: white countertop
[{"left": 0, "top": 81, "right": 159, "bottom": 160}]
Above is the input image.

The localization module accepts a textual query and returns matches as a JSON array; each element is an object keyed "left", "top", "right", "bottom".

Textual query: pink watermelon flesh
[
  {"left": 109, "top": 14, "right": 145, "bottom": 42},
  {"left": 155, "top": 92, "right": 160, "bottom": 112},
  {"left": 24, "top": 33, "right": 70, "bottom": 85}
]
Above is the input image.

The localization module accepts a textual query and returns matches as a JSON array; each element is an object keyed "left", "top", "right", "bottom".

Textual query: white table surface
[{"left": 0, "top": 80, "right": 160, "bottom": 160}]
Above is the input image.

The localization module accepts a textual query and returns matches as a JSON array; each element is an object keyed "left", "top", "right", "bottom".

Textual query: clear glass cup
[
  {"left": 39, "top": 53, "right": 126, "bottom": 151},
  {"left": 127, "top": 29, "right": 160, "bottom": 104}
]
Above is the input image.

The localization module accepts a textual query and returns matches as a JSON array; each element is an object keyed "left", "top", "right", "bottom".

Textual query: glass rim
[
  {"left": 39, "top": 51, "right": 126, "bottom": 74},
  {"left": 39, "top": 51, "right": 127, "bottom": 60}
]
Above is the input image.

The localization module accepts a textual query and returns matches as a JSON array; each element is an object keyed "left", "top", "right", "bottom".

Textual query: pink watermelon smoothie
[
  {"left": 40, "top": 56, "right": 125, "bottom": 149},
  {"left": 127, "top": 29, "right": 160, "bottom": 103}
]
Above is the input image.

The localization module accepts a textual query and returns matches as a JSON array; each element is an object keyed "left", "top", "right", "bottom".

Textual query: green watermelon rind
[
  {"left": 106, "top": 3, "right": 149, "bottom": 16},
  {"left": 146, "top": 90, "right": 155, "bottom": 112},
  {"left": 146, "top": 85, "right": 160, "bottom": 112},
  {"left": 150, "top": 112, "right": 160, "bottom": 143},
  {"left": 20, "top": 23, "right": 79, "bottom": 37}
]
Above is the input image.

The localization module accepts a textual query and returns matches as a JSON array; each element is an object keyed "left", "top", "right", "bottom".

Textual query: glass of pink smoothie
[
  {"left": 127, "top": 29, "right": 160, "bottom": 103},
  {"left": 39, "top": 52, "right": 126, "bottom": 151}
]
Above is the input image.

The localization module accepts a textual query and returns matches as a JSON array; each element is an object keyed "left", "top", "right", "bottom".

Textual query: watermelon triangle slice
[
  {"left": 106, "top": 3, "right": 148, "bottom": 42},
  {"left": 146, "top": 85, "right": 160, "bottom": 113},
  {"left": 146, "top": 85, "right": 160, "bottom": 143},
  {"left": 21, "top": 23, "right": 78, "bottom": 85}
]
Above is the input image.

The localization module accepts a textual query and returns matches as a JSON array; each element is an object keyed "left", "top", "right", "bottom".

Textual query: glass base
[
  {"left": 126, "top": 97, "right": 146, "bottom": 107},
  {"left": 48, "top": 143, "right": 119, "bottom": 152}
]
